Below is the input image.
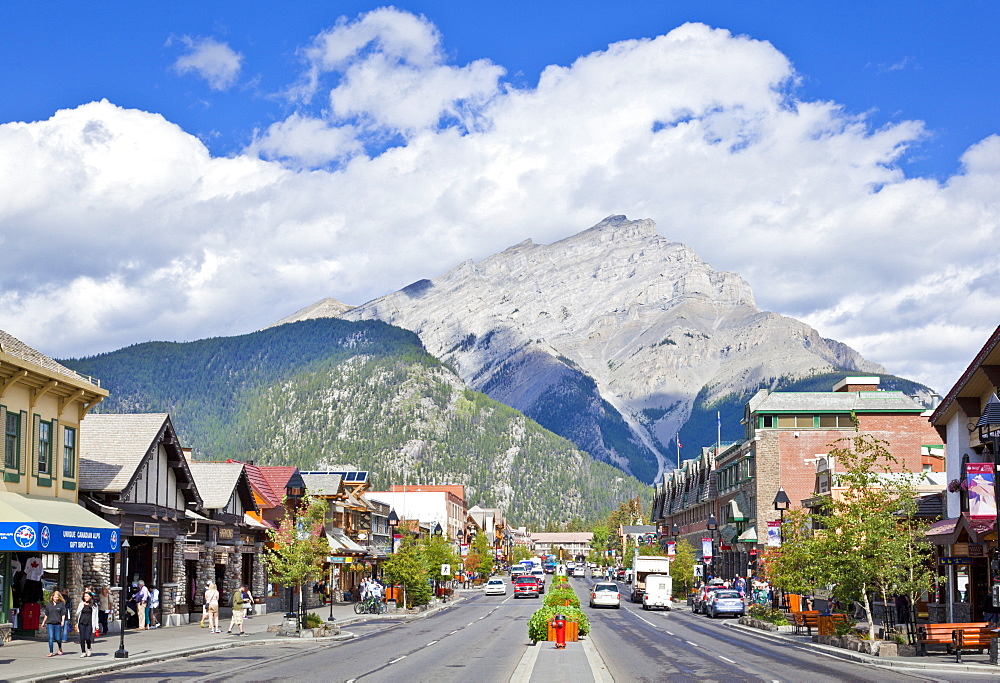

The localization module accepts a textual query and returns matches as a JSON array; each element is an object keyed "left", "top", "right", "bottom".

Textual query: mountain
[
  {"left": 287, "top": 215, "right": 890, "bottom": 483},
  {"left": 62, "top": 318, "right": 649, "bottom": 526}
]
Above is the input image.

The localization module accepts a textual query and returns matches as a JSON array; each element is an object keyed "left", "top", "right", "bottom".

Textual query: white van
[{"left": 641, "top": 574, "right": 672, "bottom": 611}]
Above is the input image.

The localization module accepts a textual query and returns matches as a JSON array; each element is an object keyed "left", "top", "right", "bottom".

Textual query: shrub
[
  {"left": 544, "top": 586, "right": 580, "bottom": 609},
  {"left": 303, "top": 612, "right": 323, "bottom": 629},
  {"left": 834, "top": 620, "right": 858, "bottom": 637},
  {"left": 527, "top": 605, "right": 591, "bottom": 643},
  {"left": 747, "top": 604, "right": 789, "bottom": 626}
]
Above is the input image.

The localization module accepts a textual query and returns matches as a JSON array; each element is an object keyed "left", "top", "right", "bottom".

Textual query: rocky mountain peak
[{"left": 280, "top": 216, "right": 883, "bottom": 482}]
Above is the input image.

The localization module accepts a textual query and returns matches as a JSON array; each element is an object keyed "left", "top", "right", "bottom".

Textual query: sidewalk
[
  {"left": 723, "top": 619, "right": 1000, "bottom": 674},
  {"left": 0, "top": 592, "right": 469, "bottom": 683}
]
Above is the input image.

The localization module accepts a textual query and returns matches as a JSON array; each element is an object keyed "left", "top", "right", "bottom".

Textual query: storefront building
[
  {"left": 79, "top": 413, "right": 203, "bottom": 626},
  {"left": 1, "top": 330, "right": 115, "bottom": 641},
  {"left": 928, "top": 325, "right": 1000, "bottom": 623},
  {"left": 186, "top": 461, "right": 265, "bottom": 611}
]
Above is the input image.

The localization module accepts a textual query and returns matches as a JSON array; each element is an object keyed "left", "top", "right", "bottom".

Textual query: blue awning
[{"left": 0, "top": 492, "right": 120, "bottom": 553}]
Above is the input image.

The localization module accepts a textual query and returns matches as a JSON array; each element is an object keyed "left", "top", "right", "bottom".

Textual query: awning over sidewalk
[
  {"left": 326, "top": 528, "right": 366, "bottom": 555},
  {"left": 924, "top": 517, "right": 961, "bottom": 545},
  {"left": 0, "top": 492, "right": 120, "bottom": 553},
  {"left": 736, "top": 526, "right": 758, "bottom": 544}
]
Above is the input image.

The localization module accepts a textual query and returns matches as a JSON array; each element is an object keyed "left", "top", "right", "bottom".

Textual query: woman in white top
[{"left": 204, "top": 582, "right": 221, "bottom": 633}]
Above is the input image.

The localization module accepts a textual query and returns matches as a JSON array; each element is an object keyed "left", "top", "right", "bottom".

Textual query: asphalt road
[
  {"left": 79, "top": 591, "right": 540, "bottom": 683},
  {"left": 567, "top": 574, "right": 994, "bottom": 683}
]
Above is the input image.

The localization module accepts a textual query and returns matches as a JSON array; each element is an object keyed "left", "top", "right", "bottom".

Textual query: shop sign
[
  {"left": 328, "top": 557, "right": 346, "bottom": 564},
  {"left": 133, "top": 522, "right": 160, "bottom": 537},
  {"left": 969, "top": 544, "right": 985, "bottom": 557},
  {"left": 1, "top": 523, "right": 120, "bottom": 553},
  {"left": 940, "top": 557, "right": 973, "bottom": 565},
  {"left": 218, "top": 527, "right": 235, "bottom": 540}
]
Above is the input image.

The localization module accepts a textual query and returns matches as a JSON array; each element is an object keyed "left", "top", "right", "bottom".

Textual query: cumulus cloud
[
  {"left": 1, "top": 12, "right": 998, "bottom": 395},
  {"left": 171, "top": 36, "right": 243, "bottom": 90}
]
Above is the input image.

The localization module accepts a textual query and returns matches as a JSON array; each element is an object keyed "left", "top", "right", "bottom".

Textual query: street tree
[
  {"left": 768, "top": 434, "right": 933, "bottom": 640},
  {"left": 263, "top": 495, "right": 330, "bottom": 622},
  {"left": 383, "top": 536, "right": 431, "bottom": 608},
  {"left": 464, "top": 530, "right": 494, "bottom": 578},
  {"left": 671, "top": 539, "right": 697, "bottom": 598}
]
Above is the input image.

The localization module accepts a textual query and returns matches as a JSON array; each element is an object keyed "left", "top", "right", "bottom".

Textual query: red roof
[
  {"left": 259, "top": 466, "right": 299, "bottom": 504},
  {"left": 227, "top": 460, "right": 281, "bottom": 508}
]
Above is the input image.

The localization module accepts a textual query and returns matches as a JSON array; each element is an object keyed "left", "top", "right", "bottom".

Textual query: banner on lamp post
[
  {"left": 702, "top": 537, "right": 713, "bottom": 562},
  {"left": 966, "top": 463, "right": 997, "bottom": 517},
  {"left": 666, "top": 541, "right": 676, "bottom": 558},
  {"left": 767, "top": 521, "right": 782, "bottom": 547}
]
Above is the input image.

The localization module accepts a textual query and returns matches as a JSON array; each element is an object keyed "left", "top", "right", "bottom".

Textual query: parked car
[
  {"left": 705, "top": 589, "right": 745, "bottom": 618},
  {"left": 692, "top": 582, "right": 727, "bottom": 614},
  {"left": 484, "top": 578, "right": 507, "bottom": 596},
  {"left": 513, "top": 576, "right": 541, "bottom": 599},
  {"left": 589, "top": 581, "right": 621, "bottom": 609}
]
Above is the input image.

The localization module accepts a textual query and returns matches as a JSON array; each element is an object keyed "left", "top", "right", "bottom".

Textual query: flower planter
[{"left": 547, "top": 620, "right": 579, "bottom": 642}]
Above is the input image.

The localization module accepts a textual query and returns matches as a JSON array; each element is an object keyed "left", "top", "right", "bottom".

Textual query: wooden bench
[
  {"left": 790, "top": 611, "right": 849, "bottom": 636},
  {"left": 953, "top": 626, "right": 998, "bottom": 663},
  {"left": 917, "top": 622, "right": 988, "bottom": 657}
]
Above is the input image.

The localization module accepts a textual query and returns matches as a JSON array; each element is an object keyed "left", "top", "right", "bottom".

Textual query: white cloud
[
  {"left": 171, "top": 36, "right": 243, "bottom": 91},
  {"left": 1, "top": 14, "right": 998, "bottom": 396}
]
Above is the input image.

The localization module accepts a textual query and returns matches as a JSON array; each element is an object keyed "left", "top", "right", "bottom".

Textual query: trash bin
[{"left": 817, "top": 615, "right": 835, "bottom": 636}]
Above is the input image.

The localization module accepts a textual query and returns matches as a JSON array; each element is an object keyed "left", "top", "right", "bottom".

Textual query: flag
[{"left": 676, "top": 434, "right": 682, "bottom": 448}]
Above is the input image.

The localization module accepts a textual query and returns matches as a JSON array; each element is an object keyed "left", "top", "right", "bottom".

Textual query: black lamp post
[
  {"left": 772, "top": 486, "right": 791, "bottom": 610},
  {"left": 976, "top": 395, "right": 1000, "bottom": 611},
  {"left": 114, "top": 538, "right": 130, "bottom": 659},
  {"left": 706, "top": 514, "right": 718, "bottom": 581},
  {"left": 432, "top": 522, "right": 443, "bottom": 599},
  {"left": 285, "top": 484, "right": 304, "bottom": 623}
]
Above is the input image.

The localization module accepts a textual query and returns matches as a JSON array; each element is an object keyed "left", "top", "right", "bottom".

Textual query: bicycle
[{"left": 354, "top": 595, "right": 388, "bottom": 614}]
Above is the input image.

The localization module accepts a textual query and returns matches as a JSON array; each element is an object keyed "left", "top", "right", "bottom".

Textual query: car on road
[
  {"left": 692, "top": 583, "right": 727, "bottom": 614},
  {"left": 705, "top": 589, "right": 745, "bottom": 618},
  {"left": 513, "top": 575, "right": 541, "bottom": 599},
  {"left": 484, "top": 578, "right": 507, "bottom": 596},
  {"left": 589, "top": 581, "right": 621, "bottom": 609},
  {"left": 530, "top": 568, "right": 547, "bottom": 593}
]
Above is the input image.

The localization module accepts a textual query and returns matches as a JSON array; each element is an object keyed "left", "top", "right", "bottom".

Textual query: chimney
[{"left": 833, "top": 377, "right": 880, "bottom": 393}]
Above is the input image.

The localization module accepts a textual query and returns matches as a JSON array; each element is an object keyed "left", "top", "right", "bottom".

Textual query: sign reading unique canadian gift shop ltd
[
  {"left": 133, "top": 522, "right": 160, "bottom": 536},
  {"left": 0, "top": 523, "right": 120, "bottom": 553}
]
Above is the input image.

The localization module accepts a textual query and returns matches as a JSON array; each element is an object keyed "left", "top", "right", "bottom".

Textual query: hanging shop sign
[{"left": 132, "top": 522, "right": 160, "bottom": 537}]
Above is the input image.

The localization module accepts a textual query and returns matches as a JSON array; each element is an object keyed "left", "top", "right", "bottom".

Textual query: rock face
[
  {"left": 296, "top": 216, "right": 883, "bottom": 482},
  {"left": 271, "top": 297, "right": 355, "bottom": 327}
]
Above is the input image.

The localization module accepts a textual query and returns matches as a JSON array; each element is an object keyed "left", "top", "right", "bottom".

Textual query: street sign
[{"left": 441, "top": 564, "right": 451, "bottom": 576}]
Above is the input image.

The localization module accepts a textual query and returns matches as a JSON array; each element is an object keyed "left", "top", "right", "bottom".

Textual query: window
[
  {"left": 38, "top": 420, "right": 52, "bottom": 475},
  {"left": 63, "top": 426, "right": 76, "bottom": 478},
  {"left": 5, "top": 411, "right": 19, "bottom": 470},
  {"left": 818, "top": 414, "right": 854, "bottom": 428}
]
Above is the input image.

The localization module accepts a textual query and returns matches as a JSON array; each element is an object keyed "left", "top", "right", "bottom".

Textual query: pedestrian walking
[
  {"left": 204, "top": 582, "right": 221, "bottom": 633},
  {"left": 133, "top": 580, "right": 150, "bottom": 630},
  {"left": 98, "top": 585, "right": 115, "bottom": 635},
  {"left": 148, "top": 586, "right": 160, "bottom": 628},
  {"left": 242, "top": 585, "right": 254, "bottom": 619},
  {"left": 226, "top": 585, "right": 247, "bottom": 636},
  {"left": 41, "top": 591, "right": 68, "bottom": 657},
  {"left": 61, "top": 589, "right": 74, "bottom": 643},
  {"left": 76, "top": 591, "right": 97, "bottom": 657}
]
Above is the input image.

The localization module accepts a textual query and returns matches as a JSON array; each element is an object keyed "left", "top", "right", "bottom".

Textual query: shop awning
[
  {"left": 728, "top": 498, "right": 747, "bottom": 522},
  {"left": 327, "top": 528, "right": 367, "bottom": 555},
  {"left": 924, "top": 517, "right": 961, "bottom": 545},
  {"left": 736, "top": 526, "right": 758, "bottom": 544},
  {"left": 0, "top": 492, "right": 120, "bottom": 553}
]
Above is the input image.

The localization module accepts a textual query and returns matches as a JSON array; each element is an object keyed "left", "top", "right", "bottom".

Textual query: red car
[{"left": 513, "top": 576, "right": 541, "bottom": 598}]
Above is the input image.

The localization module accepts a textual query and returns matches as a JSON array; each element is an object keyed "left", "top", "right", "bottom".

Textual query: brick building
[{"left": 653, "top": 377, "right": 943, "bottom": 580}]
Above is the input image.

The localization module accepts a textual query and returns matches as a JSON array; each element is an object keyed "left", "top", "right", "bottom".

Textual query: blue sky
[
  {"left": 1, "top": 2, "right": 999, "bottom": 394},
  {"left": 4, "top": 2, "right": 995, "bottom": 179}
]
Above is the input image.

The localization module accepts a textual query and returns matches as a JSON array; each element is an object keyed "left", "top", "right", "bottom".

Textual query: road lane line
[
  {"left": 426, "top": 640, "right": 438, "bottom": 646},
  {"left": 719, "top": 656, "right": 735, "bottom": 664},
  {"left": 686, "top": 640, "right": 698, "bottom": 647},
  {"left": 449, "top": 630, "right": 459, "bottom": 634},
  {"left": 467, "top": 622, "right": 474, "bottom": 626},
  {"left": 389, "top": 656, "right": 406, "bottom": 664}
]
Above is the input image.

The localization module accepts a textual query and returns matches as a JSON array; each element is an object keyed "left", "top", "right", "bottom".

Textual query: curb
[{"left": 722, "top": 621, "right": 1000, "bottom": 674}]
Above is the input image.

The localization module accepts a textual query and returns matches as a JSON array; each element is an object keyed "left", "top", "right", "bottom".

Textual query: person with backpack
[{"left": 226, "top": 585, "right": 247, "bottom": 636}]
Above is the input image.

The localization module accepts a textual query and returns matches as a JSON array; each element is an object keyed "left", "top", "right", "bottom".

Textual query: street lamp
[
  {"left": 706, "top": 515, "right": 718, "bottom": 581},
  {"left": 975, "top": 395, "right": 1000, "bottom": 608},
  {"left": 285, "top": 483, "right": 304, "bottom": 624},
  {"left": 114, "top": 538, "right": 130, "bottom": 659},
  {"left": 772, "top": 487, "right": 791, "bottom": 610}
]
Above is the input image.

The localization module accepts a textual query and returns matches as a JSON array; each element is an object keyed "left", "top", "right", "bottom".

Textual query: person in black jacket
[{"left": 76, "top": 592, "right": 97, "bottom": 657}]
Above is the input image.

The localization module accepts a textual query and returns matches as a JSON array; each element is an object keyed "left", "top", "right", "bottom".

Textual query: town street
[{"left": 70, "top": 576, "right": 1000, "bottom": 682}]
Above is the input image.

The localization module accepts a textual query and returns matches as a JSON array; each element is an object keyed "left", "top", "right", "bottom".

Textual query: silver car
[{"left": 589, "top": 582, "right": 621, "bottom": 609}]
